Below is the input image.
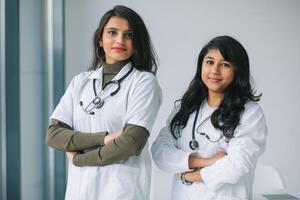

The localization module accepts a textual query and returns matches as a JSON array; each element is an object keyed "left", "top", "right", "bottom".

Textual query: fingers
[{"left": 66, "top": 152, "right": 77, "bottom": 162}]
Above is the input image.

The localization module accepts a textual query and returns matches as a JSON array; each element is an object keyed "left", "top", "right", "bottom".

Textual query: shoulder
[
  {"left": 66, "top": 70, "right": 94, "bottom": 87},
  {"left": 72, "top": 71, "right": 94, "bottom": 83},
  {"left": 240, "top": 100, "right": 266, "bottom": 122},
  {"left": 166, "top": 101, "right": 181, "bottom": 125},
  {"left": 233, "top": 100, "right": 267, "bottom": 141},
  {"left": 130, "top": 68, "right": 161, "bottom": 91},
  {"left": 132, "top": 68, "right": 158, "bottom": 84},
  {"left": 244, "top": 100, "right": 264, "bottom": 114}
]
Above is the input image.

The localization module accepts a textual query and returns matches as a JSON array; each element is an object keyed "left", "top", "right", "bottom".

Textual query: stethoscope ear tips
[{"left": 189, "top": 139, "right": 199, "bottom": 150}]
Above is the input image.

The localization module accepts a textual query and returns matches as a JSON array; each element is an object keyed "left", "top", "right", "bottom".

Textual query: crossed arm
[
  {"left": 180, "top": 152, "right": 226, "bottom": 183},
  {"left": 46, "top": 119, "right": 149, "bottom": 166},
  {"left": 151, "top": 126, "right": 226, "bottom": 184}
]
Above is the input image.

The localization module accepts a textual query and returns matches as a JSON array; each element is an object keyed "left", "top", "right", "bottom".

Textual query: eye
[
  {"left": 123, "top": 31, "right": 132, "bottom": 39},
  {"left": 107, "top": 30, "right": 117, "bottom": 36},
  {"left": 221, "top": 62, "right": 231, "bottom": 67},
  {"left": 206, "top": 60, "right": 214, "bottom": 65}
]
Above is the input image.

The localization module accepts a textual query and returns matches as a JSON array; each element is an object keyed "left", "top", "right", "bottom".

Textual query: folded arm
[
  {"left": 46, "top": 119, "right": 107, "bottom": 151},
  {"left": 72, "top": 123, "right": 149, "bottom": 166},
  {"left": 199, "top": 104, "right": 267, "bottom": 190}
]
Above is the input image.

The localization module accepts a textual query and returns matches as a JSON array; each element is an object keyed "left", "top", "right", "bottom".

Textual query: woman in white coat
[
  {"left": 152, "top": 35, "right": 267, "bottom": 200},
  {"left": 46, "top": 5, "right": 161, "bottom": 200}
]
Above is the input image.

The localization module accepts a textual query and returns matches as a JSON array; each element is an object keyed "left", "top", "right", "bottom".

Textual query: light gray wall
[{"left": 65, "top": 0, "right": 300, "bottom": 198}]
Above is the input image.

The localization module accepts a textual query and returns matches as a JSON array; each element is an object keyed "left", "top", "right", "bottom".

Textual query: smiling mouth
[
  {"left": 112, "top": 47, "right": 126, "bottom": 52},
  {"left": 209, "top": 77, "right": 222, "bottom": 82}
]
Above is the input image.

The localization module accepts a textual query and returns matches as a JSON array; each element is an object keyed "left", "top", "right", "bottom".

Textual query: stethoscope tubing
[
  {"left": 189, "top": 103, "right": 229, "bottom": 150},
  {"left": 81, "top": 66, "right": 134, "bottom": 114}
]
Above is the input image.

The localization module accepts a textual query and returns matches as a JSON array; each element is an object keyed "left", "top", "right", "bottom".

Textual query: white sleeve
[
  {"left": 151, "top": 107, "right": 191, "bottom": 174},
  {"left": 201, "top": 103, "right": 267, "bottom": 191},
  {"left": 50, "top": 76, "right": 76, "bottom": 127},
  {"left": 124, "top": 74, "right": 162, "bottom": 132}
]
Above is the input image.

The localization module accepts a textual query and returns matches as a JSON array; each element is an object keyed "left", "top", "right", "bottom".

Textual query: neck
[
  {"left": 102, "top": 60, "right": 129, "bottom": 74},
  {"left": 207, "top": 92, "right": 223, "bottom": 107}
]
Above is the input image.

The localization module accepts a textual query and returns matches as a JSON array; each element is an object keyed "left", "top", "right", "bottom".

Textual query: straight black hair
[
  {"left": 170, "top": 35, "right": 261, "bottom": 139},
  {"left": 90, "top": 5, "right": 158, "bottom": 74}
]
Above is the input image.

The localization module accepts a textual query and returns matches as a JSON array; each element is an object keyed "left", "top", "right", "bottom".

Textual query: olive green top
[
  {"left": 102, "top": 59, "right": 129, "bottom": 87},
  {"left": 46, "top": 61, "right": 150, "bottom": 166}
]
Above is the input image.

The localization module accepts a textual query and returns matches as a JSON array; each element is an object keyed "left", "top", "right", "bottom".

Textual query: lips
[
  {"left": 209, "top": 77, "right": 222, "bottom": 82},
  {"left": 112, "top": 47, "right": 127, "bottom": 52}
]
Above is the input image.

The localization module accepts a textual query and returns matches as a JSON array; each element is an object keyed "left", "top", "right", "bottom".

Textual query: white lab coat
[
  {"left": 51, "top": 62, "right": 162, "bottom": 200},
  {"left": 151, "top": 100, "right": 267, "bottom": 200}
]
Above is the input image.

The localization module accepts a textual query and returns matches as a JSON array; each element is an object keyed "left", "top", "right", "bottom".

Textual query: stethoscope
[
  {"left": 189, "top": 105, "right": 231, "bottom": 150},
  {"left": 79, "top": 66, "right": 134, "bottom": 115}
]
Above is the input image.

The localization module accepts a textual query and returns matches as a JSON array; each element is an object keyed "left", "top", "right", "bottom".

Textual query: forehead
[
  {"left": 104, "top": 16, "right": 130, "bottom": 30},
  {"left": 204, "top": 49, "right": 224, "bottom": 60}
]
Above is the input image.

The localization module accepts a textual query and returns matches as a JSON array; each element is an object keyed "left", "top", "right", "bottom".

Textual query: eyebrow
[
  {"left": 106, "top": 27, "right": 131, "bottom": 32},
  {"left": 204, "top": 56, "right": 228, "bottom": 62},
  {"left": 106, "top": 27, "right": 118, "bottom": 31},
  {"left": 204, "top": 56, "right": 214, "bottom": 60}
]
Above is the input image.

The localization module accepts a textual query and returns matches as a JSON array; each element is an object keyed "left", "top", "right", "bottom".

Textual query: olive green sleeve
[
  {"left": 73, "top": 123, "right": 149, "bottom": 166},
  {"left": 46, "top": 119, "right": 107, "bottom": 152}
]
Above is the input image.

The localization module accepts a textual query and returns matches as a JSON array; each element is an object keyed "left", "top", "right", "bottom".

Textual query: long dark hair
[
  {"left": 170, "top": 35, "right": 261, "bottom": 139},
  {"left": 90, "top": 5, "right": 158, "bottom": 74}
]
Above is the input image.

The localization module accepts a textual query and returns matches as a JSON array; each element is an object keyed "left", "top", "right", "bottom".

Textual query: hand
[
  {"left": 66, "top": 151, "right": 77, "bottom": 162},
  {"left": 104, "top": 128, "right": 123, "bottom": 145},
  {"left": 185, "top": 169, "right": 202, "bottom": 182},
  {"left": 179, "top": 168, "right": 203, "bottom": 183}
]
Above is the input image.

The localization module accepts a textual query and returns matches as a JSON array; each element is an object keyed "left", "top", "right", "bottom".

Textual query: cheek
[
  {"left": 102, "top": 46, "right": 110, "bottom": 54},
  {"left": 201, "top": 68, "right": 208, "bottom": 80},
  {"left": 127, "top": 43, "right": 134, "bottom": 56},
  {"left": 200, "top": 72, "right": 205, "bottom": 81},
  {"left": 127, "top": 41, "right": 133, "bottom": 50},
  {"left": 224, "top": 73, "right": 234, "bottom": 87},
  {"left": 227, "top": 71, "right": 235, "bottom": 82},
  {"left": 101, "top": 40, "right": 111, "bottom": 50}
]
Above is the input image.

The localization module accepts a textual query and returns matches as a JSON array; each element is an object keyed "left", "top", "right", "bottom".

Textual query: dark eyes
[
  {"left": 123, "top": 32, "right": 132, "bottom": 39},
  {"left": 221, "top": 63, "right": 231, "bottom": 67},
  {"left": 108, "top": 30, "right": 117, "bottom": 36},
  {"left": 206, "top": 60, "right": 214, "bottom": 65},
  {"left": 107, "top": 30, "right": 132, "bottom": 39},
  {"left": 205, "top": 60, "right": 231, "bottom": 67}
]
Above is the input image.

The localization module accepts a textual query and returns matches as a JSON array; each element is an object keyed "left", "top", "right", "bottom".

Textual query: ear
[{"left": 99, "top": 40, "right": 103, "bottom": 47}]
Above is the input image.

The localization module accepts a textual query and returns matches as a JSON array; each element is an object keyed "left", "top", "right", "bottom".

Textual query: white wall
[{"left": 65, "top": 0, "right": 300, "bottom": 198}]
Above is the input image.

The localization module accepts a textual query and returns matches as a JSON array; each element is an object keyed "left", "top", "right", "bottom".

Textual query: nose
[
  {"left": 116, "top": 34, "right": 125, "bottom": 45},
  {"left": 210, "top": 64, "right": 220, "bottom": 75}
]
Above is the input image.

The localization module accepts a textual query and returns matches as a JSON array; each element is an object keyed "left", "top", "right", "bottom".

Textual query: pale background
[{"left": 64, "top": 0, "right": 300, "bottom": 199}]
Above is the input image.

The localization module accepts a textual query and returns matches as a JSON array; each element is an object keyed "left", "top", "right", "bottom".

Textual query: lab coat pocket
[{"left": 93, "top": 164, "right": 139, "bottom": 200}]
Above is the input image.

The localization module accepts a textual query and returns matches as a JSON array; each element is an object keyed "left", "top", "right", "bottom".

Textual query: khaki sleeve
[
  {"left": 46, "top": 119, "right": 107, "bottom": 152},
  {"left": 73, "top": 123, "right": 149, "bottom": 166}
]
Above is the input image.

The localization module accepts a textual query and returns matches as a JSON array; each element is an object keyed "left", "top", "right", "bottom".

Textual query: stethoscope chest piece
[
  {"left": 80, "top": 66, "right": 134, "bottom": 115},
  {"left": 190, "top": 107, "right": 201, "bottom": 150},
  {"left": 189, "top": 139, "right": 199, "bottom": 150},
  {"left": 93, "top": 97, "right": 104, "bottom": 108}
]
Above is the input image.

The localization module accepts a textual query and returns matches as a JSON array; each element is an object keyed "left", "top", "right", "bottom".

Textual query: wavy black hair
[
  {"left": 89, "top": 5, "right": 158, "bottom": 74},
  {"left": 170, "top": 35, "right": 261, "bottom": 139}
]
